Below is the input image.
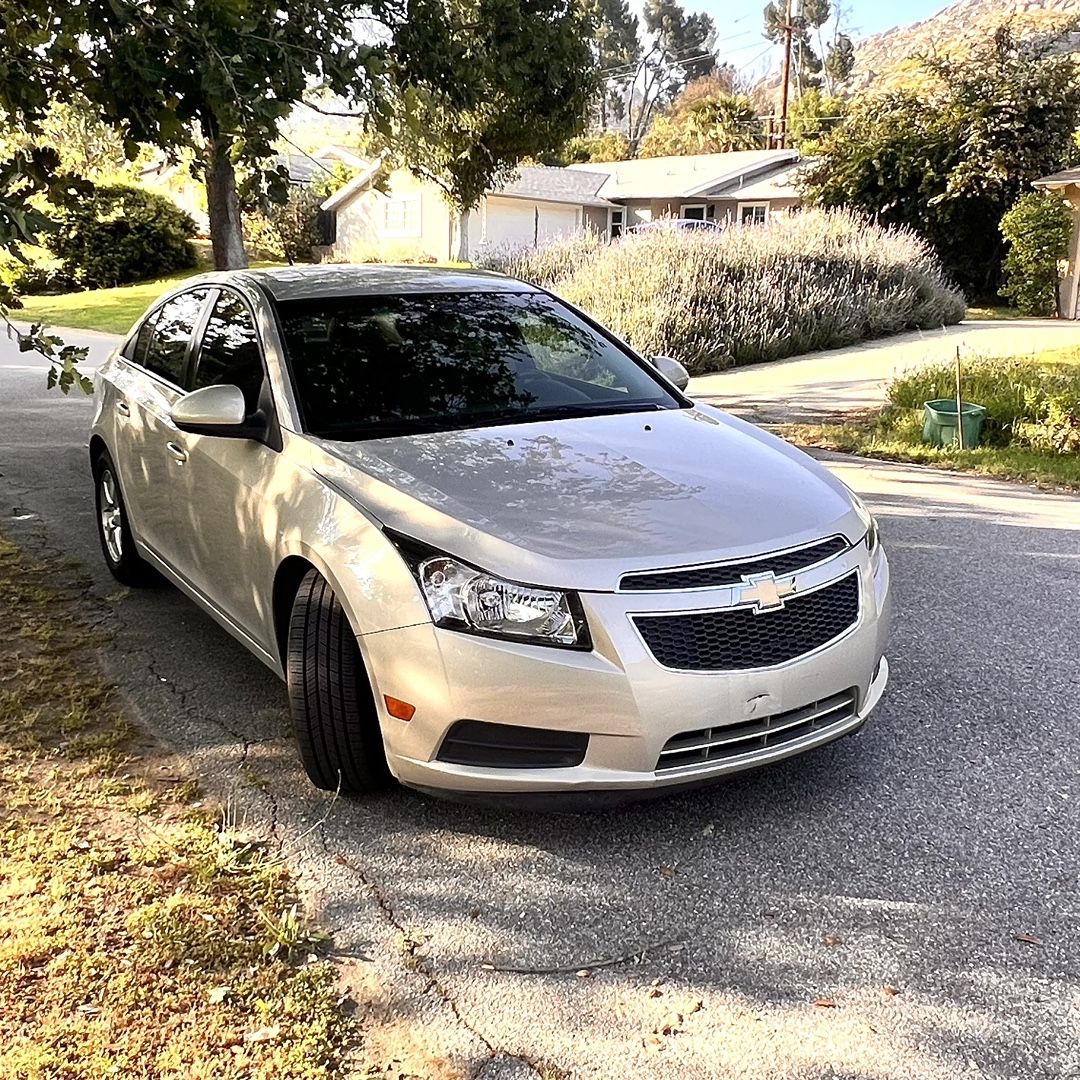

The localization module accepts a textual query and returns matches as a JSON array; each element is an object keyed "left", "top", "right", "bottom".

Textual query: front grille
[
  {"left": 656, "top": 688, "right": 858, "bottom": 771},
  {"left": 436, "top": 720, "right": 588, "bottom": 769},
  {"left": 633, "top": 571, "right": 860, "bottom": 671},
  {"left": 620, "top": 536, "right": 849, "bottom": 592}
]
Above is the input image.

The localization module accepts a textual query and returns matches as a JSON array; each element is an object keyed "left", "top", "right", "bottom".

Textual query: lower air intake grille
[
  {"left": 657, "top": 688, "right": 858, "bottom": 771},
  {"left": 633, "top": 571, "right": 860, "bottom": 671},
  {"left": 436, "top": 720, "right": 588, "bottom": 769}
]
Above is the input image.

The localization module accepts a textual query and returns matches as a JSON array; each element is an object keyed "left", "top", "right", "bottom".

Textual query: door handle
[
  {"left": 116, "top": 401, "right": 130, "bottom": 417},
  {"left": 166, "top": 441, "right": 188, "bottom": 464}
]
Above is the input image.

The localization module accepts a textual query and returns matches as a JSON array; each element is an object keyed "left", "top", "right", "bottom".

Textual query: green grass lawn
[
  {"left": 964, "top": 304, "right": 1028, "bottom": 321},
  {"left": 16, "top": 268, "right": 210, "bottom": 335},
  {"left": 780, "top": 350, "right": 1080, "bottom": 492}
]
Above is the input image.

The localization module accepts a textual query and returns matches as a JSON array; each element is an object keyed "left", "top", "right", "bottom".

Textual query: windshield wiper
[{"left": 461, "top": 400, "right": 666, "bottom": 427}]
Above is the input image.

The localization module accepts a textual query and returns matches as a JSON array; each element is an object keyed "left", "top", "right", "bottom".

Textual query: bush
[
  {"left": 888, "top": 354, "right": 1080, "bottom": 452},
  {"left": 1000, "top": 192, "right": 1073, "bottom": 316},
  {"left": 244, "top": 185, "right": 329, "bottom": 264},
  {"left": 479, "top": 210, "right": 966, "bottom": 373},
  {"left": 47, "top": 184, "right": 197, "bottom": 289}
]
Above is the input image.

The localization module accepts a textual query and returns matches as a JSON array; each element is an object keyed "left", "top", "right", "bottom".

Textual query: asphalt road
[{"left": 3, "top": 330, "right": 1080, "bottom": 1080}]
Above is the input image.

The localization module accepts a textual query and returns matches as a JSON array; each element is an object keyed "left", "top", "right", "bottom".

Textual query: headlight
[
  {"left": 864, "top": 517, "right": 880, "bottom": 555},
  {"left": 390, "top": 535, "right": 591, "bottom": 649}
]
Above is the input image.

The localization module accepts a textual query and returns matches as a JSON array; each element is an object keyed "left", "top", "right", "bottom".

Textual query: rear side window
[
  {"left": 130, "top": 311, "right": 160, "bottom": 365},
  {"left": 192, "top": 291, "right": 264, "bottom": 412},
  {"left": 142, "top": 289, "right": 209, "bottom": 386}
]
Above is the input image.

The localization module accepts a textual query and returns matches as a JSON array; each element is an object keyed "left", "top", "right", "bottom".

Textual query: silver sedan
[{"left": 89, "top": 266, "right": 891, "bottom": 803}]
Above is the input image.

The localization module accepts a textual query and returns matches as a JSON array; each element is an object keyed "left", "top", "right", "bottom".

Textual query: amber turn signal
[{"left": 384, "top": 695, "right": 416, "bottom": 721}]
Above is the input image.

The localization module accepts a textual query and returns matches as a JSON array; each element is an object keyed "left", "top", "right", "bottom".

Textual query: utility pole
[{"left": 778, "top": 0, "right": 795, "bottom": 149}]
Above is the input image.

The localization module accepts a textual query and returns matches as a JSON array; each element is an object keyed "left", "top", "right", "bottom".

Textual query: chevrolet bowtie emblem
[{"left": 738, "top": 572, "right": 798, "bottom": 613}]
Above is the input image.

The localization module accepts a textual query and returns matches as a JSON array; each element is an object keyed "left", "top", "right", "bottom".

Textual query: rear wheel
[
  {"left": 93, "top": 450, "right": 158, "bottom": 586},
  {"left": 286, "top": 569, "right": 391, "bottom": 793}
]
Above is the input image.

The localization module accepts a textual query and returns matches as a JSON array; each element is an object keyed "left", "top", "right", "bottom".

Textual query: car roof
[{"left": 195, "top": 264, "right": 540, "bottom": 302}]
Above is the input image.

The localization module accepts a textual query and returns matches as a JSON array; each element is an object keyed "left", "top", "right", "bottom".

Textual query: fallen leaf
[
  {"left": 643, "top": 1033, "right": 665, "bottom": 1051},
  {"left": 76, "top": 1004, "right": 100, "bottom": 1015},
  {"left": 575, "top": 969, "right": 592, "bottom": 979},
  {"left": 468, "top": 909, "right": 481, "bottom": 920},
  {"left": 1014, "top": 932, "right": 1042, "bottom": 946},
  {"left": 882, "top": 986, "right": 901, "bottom": 998},
  {"left": 659, "top": 866, "right": 676, "bottom": 879},
  {"left": 824, "top": 934, "right": 842, "bottom": 947},
  {"left": 687, "top": 998, "right": 704, "bottom": 1015},
  {"left": 243, "top": 1024, "right": 280, "bottom": 1044},
  {"left": 701, "top": 823, "right": 715, "bottom": 837},
  {"left": 208, "top": 986, "right": 230, "bottom": 1005},
  {"left": 814, "top": 998, "right": 837, "bottom": 1008},
  {"left": 647, "top": 987, "right": 663, "bottom": 998}
]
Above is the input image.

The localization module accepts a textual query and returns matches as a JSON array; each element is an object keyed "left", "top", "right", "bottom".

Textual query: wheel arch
[{"left": 88, "top": 433, "right": 109, "bottom": 471}]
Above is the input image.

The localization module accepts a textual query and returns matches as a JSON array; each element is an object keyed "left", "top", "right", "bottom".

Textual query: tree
[
  {"left": 764, "top": 0, "right": 832, "bottom": 95},
  {"left": 803, "top": 27, "right": 1080, "bottom": 298},
  {"left": 624, "top": 0, "right": 718, "bottom": 151},
  {"left": 824, "top": 34, "right": 855, "bottom": 90},
  {"left": 787, "top": 88, "right": 845, "bottom": 152},
  {"left": 583, "top": 0, "right": 641, "bottom": 130},
  {"left": 388, "top": 0, "right": 597, "bottom": 261},
  {"left": 640, "top": 86, "right": 760, "bottom": 156},
  {"left": 551, "top": 131, "right": 632, "bottom": 165},
  {"left": 1000, "top": 192, "right": 1073, "bottom": 316}
]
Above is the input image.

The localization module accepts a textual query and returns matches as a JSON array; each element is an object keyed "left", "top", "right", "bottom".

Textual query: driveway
[
  {"left": 3, "top": 335, "right": 1080, "bottom": 1079},
  {"left": 689, "top": 318, "right": 1080, "bottom": 423}
]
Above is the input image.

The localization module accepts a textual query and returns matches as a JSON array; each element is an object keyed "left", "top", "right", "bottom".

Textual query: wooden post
[
  {"left": 779, "top": 0, "right": 794, "bottom": 150},
  {"left": 955, "top": 346, "right": 965, "bottom": 451}
]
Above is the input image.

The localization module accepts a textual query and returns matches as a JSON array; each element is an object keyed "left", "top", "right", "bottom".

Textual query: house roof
[
  {"left": 706, "top": 158, "right": 815, "bottom": 202},
  {"left": 1034, "top": 167, "right": 1080, "bottom": 189},
  {"left": 492, "top": 165, "right": 615, "bottom": 208},
  {"left": 567, "top": 149, "right": 801, "bottom": 200}
]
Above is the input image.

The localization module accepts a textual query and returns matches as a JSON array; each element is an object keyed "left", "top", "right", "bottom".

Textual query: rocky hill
[{"left": 850, "top": 0, "right": 1080, "bottom": 90}]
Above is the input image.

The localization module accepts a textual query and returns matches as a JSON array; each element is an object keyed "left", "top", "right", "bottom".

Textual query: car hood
[{"left": 315, "top": 406, "right": 865, "bottom": 591}]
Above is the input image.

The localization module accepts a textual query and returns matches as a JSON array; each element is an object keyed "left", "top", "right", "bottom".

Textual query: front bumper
[{"left": 361, "top": 545, "right": 891, "bottom": 797}]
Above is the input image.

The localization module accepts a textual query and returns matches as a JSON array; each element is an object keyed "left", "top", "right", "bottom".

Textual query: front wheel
[
  {"left": 286, "top": 569, "right": 392, "bottom": 794},
  {"left": 93, "top": 450, "right": 158, "bottom": 587}
]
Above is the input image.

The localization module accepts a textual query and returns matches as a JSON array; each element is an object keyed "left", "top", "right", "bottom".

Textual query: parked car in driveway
[
  {"left": 89, "top": 265, "right": 891, "bottom": 803},
  {"left": 626, "top": 218, "right": 723, "bottom": 235}
]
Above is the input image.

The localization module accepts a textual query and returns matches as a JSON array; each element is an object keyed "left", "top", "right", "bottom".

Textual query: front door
[{"left": 167, "top": 288, "right": 282, "bottom": 653}]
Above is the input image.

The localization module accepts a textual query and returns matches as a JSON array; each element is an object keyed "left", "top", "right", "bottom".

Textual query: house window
[
  {"left": 739, "top": 202, "right": 769, "bottom": 225},
  {"left": 680, "top": 204, "right": 707, "bottom": 220},
  {"left": 609, "top": 207, "right": 624, "bottom": 240},
  {"left": 383, "top": 194, "right": 421, "bottom": 238}
]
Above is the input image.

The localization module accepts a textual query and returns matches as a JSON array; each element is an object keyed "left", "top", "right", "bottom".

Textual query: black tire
[
  {"left": 286, "top": 569, "right": 392, "bottom": 793},
  {"left": 92, "top": 449, "right": 159, "bottom": 587}
]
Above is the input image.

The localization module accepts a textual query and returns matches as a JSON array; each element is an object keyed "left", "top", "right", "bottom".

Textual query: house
[
  {"left": 320, "top": 149, "right": 809, "bottom": 262},
  {"left": 1033, "top": 167, "right": 1080, "bottom": 318},
  {"left": 568, "top": 149, "right": 807, "bottom": 236},
  {"left": 321, "top": 163, "right": 615, "bottom": 262}
]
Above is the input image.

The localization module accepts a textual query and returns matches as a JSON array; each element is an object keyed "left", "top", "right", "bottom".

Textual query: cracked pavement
[{"left": 3, "top": 329, "right": 1080, "bottom": 1079}]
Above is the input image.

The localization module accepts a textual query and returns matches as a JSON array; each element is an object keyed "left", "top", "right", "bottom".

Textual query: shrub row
[{"left": 480, "top": 210, "right": 966, "bottom": 374}]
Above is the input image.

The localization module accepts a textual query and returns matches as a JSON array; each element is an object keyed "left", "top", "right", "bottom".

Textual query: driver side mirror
[
  {"left": 171, "top": 384, "right": 264, "bottom": 439},
  {"left": 652, "top": 355, "right": 690, "bottom": 392}
]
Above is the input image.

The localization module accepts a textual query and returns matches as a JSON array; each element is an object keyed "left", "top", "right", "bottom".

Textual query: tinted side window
[
  {"left": 142, "top": 289, "right": 209, "bottom": 386},
  {"left": 130, "top": 310, "right": 160, "bottom": 365},
  {"left": 193, "top": 292, "right": 264, "bottom": 412}
]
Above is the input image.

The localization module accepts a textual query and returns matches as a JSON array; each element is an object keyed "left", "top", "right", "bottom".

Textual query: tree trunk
[
  {"left": 455, "top": 207, "right": 471, "bottom": 263},
  {"left": 204, "top": 135, "right": 249, "bottom": 271}
]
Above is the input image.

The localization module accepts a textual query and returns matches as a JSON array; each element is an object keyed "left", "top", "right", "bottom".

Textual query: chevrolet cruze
[{"left": 90, "top": 266, "right": 891, "bottom": 802}]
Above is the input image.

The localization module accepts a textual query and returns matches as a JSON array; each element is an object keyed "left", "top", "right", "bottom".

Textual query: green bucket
[{"left": 922, "top": 399, "right": 987, "bottom": 449}]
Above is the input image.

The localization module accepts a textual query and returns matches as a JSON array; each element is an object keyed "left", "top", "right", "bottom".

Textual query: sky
[{"left": 700, "top": 0, "right": 952, "bottom": 81}]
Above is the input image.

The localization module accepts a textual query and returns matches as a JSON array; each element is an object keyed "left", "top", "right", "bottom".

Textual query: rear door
[
  {"left": 112, "top": 288, "right": 211, "bottom": 566},
  {"left": 167, "top": 288, "right": 281, "bottom": 651}
]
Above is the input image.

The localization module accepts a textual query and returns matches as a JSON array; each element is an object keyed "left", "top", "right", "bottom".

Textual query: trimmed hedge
[{"left": 47, "top": 184, "right": 197, "bottom": 289}]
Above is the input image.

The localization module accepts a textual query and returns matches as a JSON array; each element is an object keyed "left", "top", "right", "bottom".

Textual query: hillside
[{"left": 850, "top": 0, "right": 1080, "bottom": 90}]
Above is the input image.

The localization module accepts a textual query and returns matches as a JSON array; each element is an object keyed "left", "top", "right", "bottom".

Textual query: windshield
[{"left": 274, "top": 291, "right": 684, "bottom": 439}]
